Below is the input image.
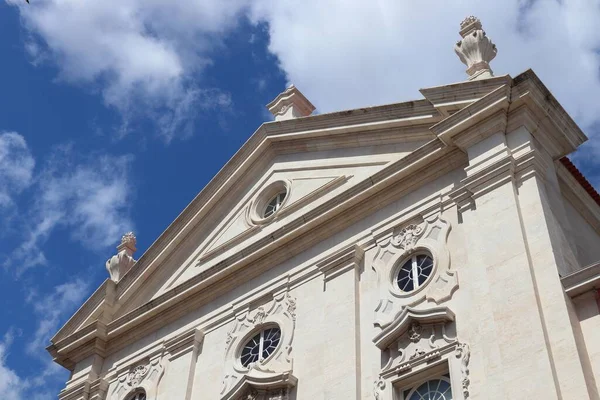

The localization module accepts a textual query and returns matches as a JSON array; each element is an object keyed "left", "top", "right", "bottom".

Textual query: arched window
[
  {"left": 127, "top": 391, "right": 146, "bottom": 400},
  {"left": 240, "top": 326, "right": 281, "bottom": 367},
  {"left": 404, "top": 377, "right": 452, "bottom": 400}
]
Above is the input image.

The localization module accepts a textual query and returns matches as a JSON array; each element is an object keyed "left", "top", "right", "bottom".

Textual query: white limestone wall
[
  {"left": 573, "top": 291, "right": 600, "bottom": 396},
  {"left": 76, "top": 140, "right": 600, "bottom": 400}
]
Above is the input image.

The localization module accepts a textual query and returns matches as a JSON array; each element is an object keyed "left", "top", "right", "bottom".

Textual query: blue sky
[{"left": 1, "top": 0, "right": 599, "bottom": 398}]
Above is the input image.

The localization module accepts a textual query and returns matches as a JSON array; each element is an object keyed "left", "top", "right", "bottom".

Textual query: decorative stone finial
[
  {"left": 454, "top": 16, "right": 497, "bottom": 80},
  {"left": 120, "top": 231, "right": 136, "bottom": 248},
  {"left": 266, "top": 84, "right": 315, "bottom": 121},
  {"left": 106, "top": 232, "right": 137, "bottom": 282}
]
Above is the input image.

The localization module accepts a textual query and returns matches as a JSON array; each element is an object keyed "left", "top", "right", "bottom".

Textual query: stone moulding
[
  {"left": 221, "top": 292, "right": 296, "bottom": 400},
  {"left": 195, "top": 175, "right": 350, "bottom": 266},
  {"left": 222, "top": 372, "right": 298, "bottom": 400},
  {"left": 373, "top": 306, "right": 455, "bottom": 350},
  {"left": 375, "top": 315, "right": 470, "bottom": 400}
]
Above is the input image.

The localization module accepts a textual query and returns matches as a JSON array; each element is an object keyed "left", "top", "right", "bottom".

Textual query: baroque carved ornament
[
  {"left": 109, "top": 356, "right": 165, "bottom": 400},
  {"left": 126, "top": 365, "right": 149, "bottom": 387},
  {"left": 372, "top": 213, "right": 458, "bottom": 329},
  {"left": 221, "top": 292, "right": 297, "bottom": 400},
  {"left": 375, "top": 319, "right": 471, "bottom": 400}
]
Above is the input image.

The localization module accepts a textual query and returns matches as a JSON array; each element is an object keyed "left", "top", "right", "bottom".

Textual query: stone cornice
[
  {"left": 430, "top": 84, "right": 511, "bottom": 147},
  {"left": 52, "top": 280, "right": 111, "bottom": 343},
  {"left": 373, "top": 306, "right": 456, "bottom": 350},
  {"left": 316, "top": 244, "right": 364, "bottom": 289},
  {"left": 562, "top": 261, "right": 600, "bottom": 298},
  {"left": 420, "top": 74, "right": 511, "bottom": 117},
  {"left": 510, "top": 69, "right": 586, "bottom": 157}
]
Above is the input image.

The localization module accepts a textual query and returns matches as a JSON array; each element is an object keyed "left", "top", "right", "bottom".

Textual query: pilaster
[{"left": 450, "top": 116, "right": 595, "bottom": 397}]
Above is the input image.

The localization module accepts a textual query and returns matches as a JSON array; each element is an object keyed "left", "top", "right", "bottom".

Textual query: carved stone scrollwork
[
  {"left": 373, "top": 377, "right": 385, "bottom": 400},
  {"left": 390, "top": 224, "right": 424, "bottom": 251},
  {"left": 221, "top": 293, "right": 297, "bottom": 400},
  {"left": 455, "top": 342, "right": 471, "bottom": 398},
  {"left": 372, "top": 213, "right": 458, "bottom": 329},
  {"left": 109, "top": 354, "right": 165, "bottom": 400},
  {"left": 126, "top": 365, "right": 148, "bottom": 387},
  {"left": 375, "top": 316, "right": 471, "bottom": 400},
  {"left": 408, "top": 322, "right": 422, "bottom": 343}
]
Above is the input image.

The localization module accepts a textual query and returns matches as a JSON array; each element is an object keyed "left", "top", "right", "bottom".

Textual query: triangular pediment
[
  {"left": 111, "top": 138, "right": 429, "bottom": 320},
  {"left": 201, "top": 174, "right": 347, "bottom": 260}
]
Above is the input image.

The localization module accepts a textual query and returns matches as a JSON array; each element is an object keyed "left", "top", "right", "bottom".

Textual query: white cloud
[
  {"left": 0, "top": 132, "right": 35, "bottom": 208},
  {"left": 27, "top": 279, "right": 91, "bottom": 358},
  {"left": 0, "top": 331, "right": 27, "bottom": 400},
  {"left": 0, "top": 278, "right": 89, "bottom": 400},
  {"left": 7, "top": 1, "right": 600, "bottom": 145},
  {"left": 9, "top": 0, "right": 242, "bottom": 141},
  {"left": 249, "top": 0, "right": 600, "bottom": 129},
  {"left": 7, "top": 146, "right": 134, "bottom": 274}
]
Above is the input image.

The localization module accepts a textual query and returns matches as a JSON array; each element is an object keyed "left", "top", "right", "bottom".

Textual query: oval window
[{"left": 263, "top": 191, "right": 287, "bottom": 218}]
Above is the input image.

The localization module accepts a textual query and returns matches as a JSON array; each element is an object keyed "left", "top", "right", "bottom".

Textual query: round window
[
  {"left": 263, "top": 191, "right": 287, "bottom": 218},
  {"left": 396, "top": 253, "right": 434, "bottom": 293},
  {"left": 240, "top": 327, "right": 281, "bottom": 367}
]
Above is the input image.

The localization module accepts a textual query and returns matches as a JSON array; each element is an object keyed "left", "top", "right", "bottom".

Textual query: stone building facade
[{"left": 49, "top": 17, "right": 600, "bottom": 399}]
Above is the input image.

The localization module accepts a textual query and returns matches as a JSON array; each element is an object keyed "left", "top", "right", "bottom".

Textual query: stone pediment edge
[
  {"left": 50, "top": 103, "right": 442, "bottom": 344},
  {"left": 48, "top": 143, "right": 462, "bottom": 366},
  {"left": 52, "top": 279, "right": 111, "bottom": 343},
  {"left": 102, "top": 141, "right": 456, "bottom": 331},
  {"left": 116, "top": 104, "right": 442, "bottom": 300}
]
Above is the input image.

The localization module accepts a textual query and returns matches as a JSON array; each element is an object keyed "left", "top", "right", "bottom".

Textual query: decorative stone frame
[
  {"left": 372, "top": 310, "right": 470, "bottom": 400},
  {"left": 372, "top": 213, "right": 458, "bottom": 329},
  {"left": 247, "top": 180, "right": 292, "bottom": 225},
  {"left": 108, "top": 354, "right": 165, "bottom": 400},
  {"left": 221, "top": 292, "right": 297, "bottom": 400}
]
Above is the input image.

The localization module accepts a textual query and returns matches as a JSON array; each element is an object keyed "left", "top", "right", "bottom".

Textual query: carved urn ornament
[
  {"left": 105, "top": 231, "right": 137, "bottom": 282},
  {"left": 454, "top": 16, "right": 497, "bottom": 80}
]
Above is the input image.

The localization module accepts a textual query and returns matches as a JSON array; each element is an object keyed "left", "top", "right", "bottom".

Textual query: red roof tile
[{"left": 560, "top": 157, "right": 600, "bottom": 207}]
